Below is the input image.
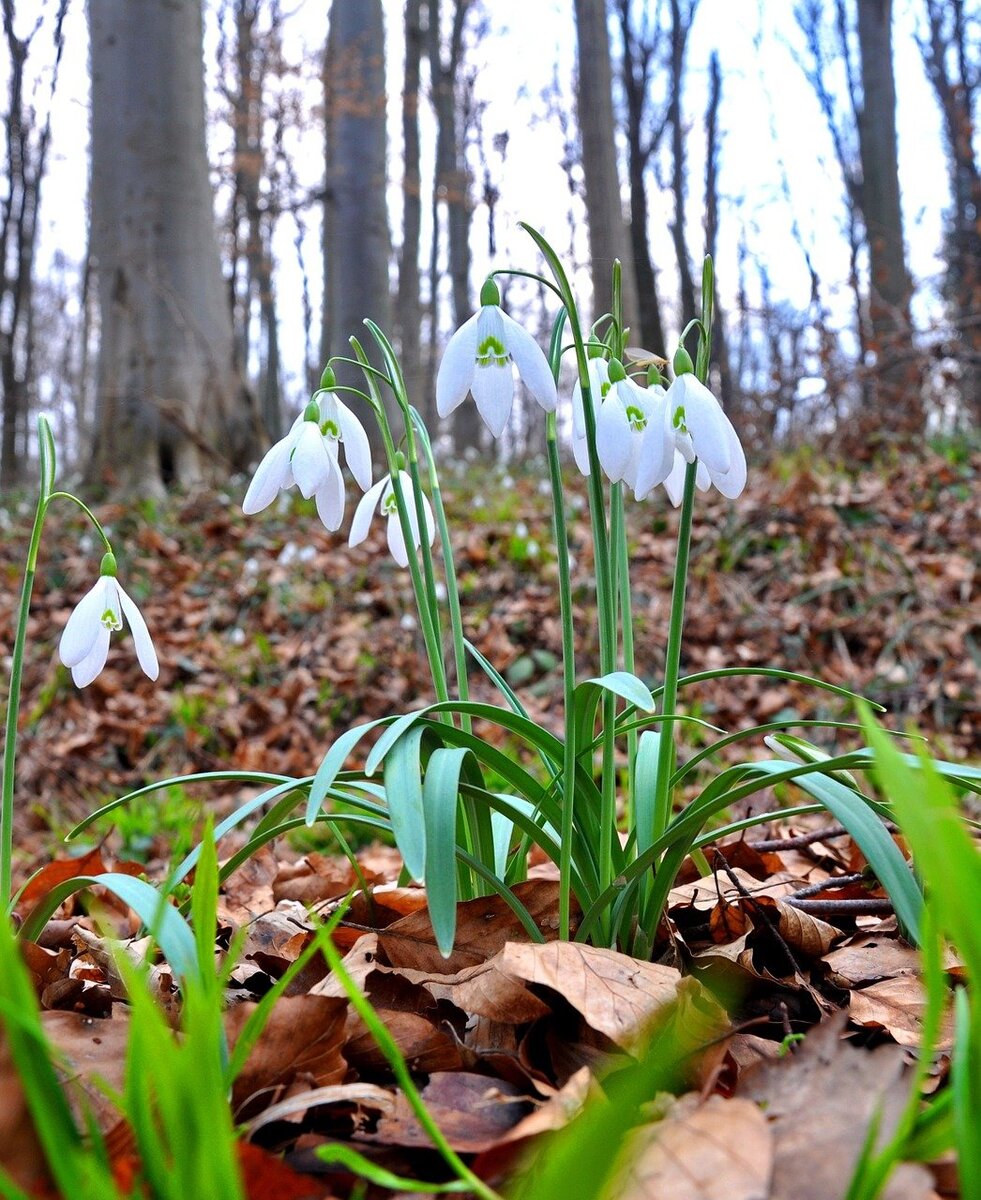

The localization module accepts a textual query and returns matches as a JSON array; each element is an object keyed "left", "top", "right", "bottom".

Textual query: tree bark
[
  {"left": 616, "top": 0, "right": 667, "bottom": 357},
  {"left": 88, "top": 0, "right": 251, "bottom": 495},
  {"left": 704, "top": 50, "right": 735, "bottom": 410},
  {"left": 856, "top": 0, "right": 921, "bottom": 433},
  {"left": 1, "top": 0, "right": 68, "bottom": 488},
  {"left": 667, "top": 0, "right": 698, "bottom": 330},
  {"left": 574, "top": 0, "right": 639, "bottom": 334},
  {"left": 322, "top": 0, "right": 391, "bottom": 423},
  {"left": 397, "top": 0, "right": 425, "bottom": 415},
  {"left": 428, "top": 0, "right": 480, "bottom": 449},
  {"left": 920, "top": 0, "right": 980, "bottom": 424}
]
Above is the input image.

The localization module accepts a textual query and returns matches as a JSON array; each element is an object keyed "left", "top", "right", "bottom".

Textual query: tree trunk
[
  {"left": 397, "top": 0, "right": 425, "bottom": 415},
  {"left": 0, "top": 0, "right": 68, "bottom": 488},
  {"left": 668, "top": 0, "right": 698, "bottom": 330},
  {"left": 573, "top": 0, "right": 639, "bottom": 334},
  {"left": 856, "top": 0, "right": 921, "bottom": 434},
  {"left": 88, "top": 0, "right": 251, "bottom": 495},
  {"left": 428, "top": 0, "right": 480, "bottom": 450},
  {"left": 616, "top": 0, "right": 667, "bottom": 357},
  {"left": 920, "top": 0, "right": 981, "bottom": 425},
  {"left": 322, "top": 0, "right": 391, "bottom": 427},
  {"left": 704, "top": 51, "right": 735, "bottom": 411}
]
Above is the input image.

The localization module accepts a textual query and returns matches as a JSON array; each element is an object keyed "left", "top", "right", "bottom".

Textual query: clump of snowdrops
[{"left": 5, "top": 226, "right": 977, "bottom": 958}]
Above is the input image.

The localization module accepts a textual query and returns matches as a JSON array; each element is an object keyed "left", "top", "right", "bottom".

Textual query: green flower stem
[
  {"left": 611, "top": 482, "right": 637, "bottom": 820},
  {"left": 411, "top": 412, "right": 471, "bottom": 733},
  {"left": 315, "top": 923, "right": 501, "bottom": 1200},
  {"left": 2, "top": 418, "right": 57, "bottom": 907},
  {"left": 651, "top": 461, "right": 698, "bottom": 848},
  {"left": 349, "top": 338, "right": 448, "bottom": 707},
  {"left": 545, "top": 411, "right": 577, "bottom": 940}
]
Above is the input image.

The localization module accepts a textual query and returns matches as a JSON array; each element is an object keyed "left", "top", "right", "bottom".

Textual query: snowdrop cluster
[{"left": 237, "top": 281, "right": 746, "bottom": 580}]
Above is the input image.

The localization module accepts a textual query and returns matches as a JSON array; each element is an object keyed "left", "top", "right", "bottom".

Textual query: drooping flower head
[
  {"left": 242, "top": 379, "right": 362, "bottom": 531},
  {"left": 570, "top": 346, "right": 610, "bottom": 476},
  {"left": 349, "top": 469, "right": 436, "bottom": 568},
  {"left": 654, "top": 347, "right": 746, "bottom": 502},
  {"left": 59, "top": 552, "right": 158, "bottom": 688},
  {"left": 436, "top": 279, "right": 557, "bottom": 438},
  {"left": 589, "top": 358, "right": 674, "bottom": 500}
]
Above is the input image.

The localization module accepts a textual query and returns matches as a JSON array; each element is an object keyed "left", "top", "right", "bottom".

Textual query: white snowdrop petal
[
  {"left": 435, "top": 312, "right": 480, "bottom": 417},
  {"left": 596, "top": 394, "right": 632, "bottom": 482},
  {"left": 117, "top": 583, "right": 159, "bottom": 681},
  {"left": 500, "top": 311, "right": 557, "bottom": 412},
  {"left": 292, "top": 423, "right": 330, "bottom": 498},
  {"left": 242, "top": 435, "right": 295, "bottom": 514},
  {"left": 349, "top": 477, "right": 388, "bottom": 548},
  {"left": 672, "top": 375, "right": 731, "bottom": 474},
  {"left": 572, "top": 431, "right": 592, "bottom": 476},
  {"left": 661, "top": 453, "right": 687, "bottom": 507},
  {"left": 710, "top": 421, "right": 748, "bottom": 498},
  {"left": 315, "top": 463, "right": 347, "bottom": 531},
  {"left": 335, "top": 399, "right": 373, "bottom": 492},
  {"left": 71, "top": 627, "right": 111, "bottom": 688},
  {"left": 59, "top": 579, "right": 111, "bottom": 668},
  {"left": 471, "top": 361, "right": 514, "bottom": 438},
  {"left": 634, "top": 416, "right": 674, "bottom": 500},
  {"left": 387, "top": 511, "right": 410, "bottom": 567}
]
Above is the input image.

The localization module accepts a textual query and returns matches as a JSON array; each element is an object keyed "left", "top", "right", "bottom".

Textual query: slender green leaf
[
  {"left": 384, "top": 724, "right": 427, "bottom": 880},
  {"left": 423, "top": 747, "right": 469, "bottom": 955},
  {"left": 307, "top": 718, "right": 389, "bottom": 821}
]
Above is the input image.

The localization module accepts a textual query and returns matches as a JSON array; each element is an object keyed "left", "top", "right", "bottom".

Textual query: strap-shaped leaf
[
  {"left": 19, "top": 874, "right": 198, "bottom": 982},
  {"left": 423, "top": 747, "right": 469, "bottom": 956},
  {"left": 308, "top": 717, "right": 389, "bottom": 822},
  {"left": 384, "top": 725, "right": 427, "bottom": 881}
]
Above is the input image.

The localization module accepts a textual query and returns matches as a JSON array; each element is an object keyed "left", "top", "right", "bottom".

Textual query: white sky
[{"left": 27, "top": 0, "right": 956, "bottom": 411}]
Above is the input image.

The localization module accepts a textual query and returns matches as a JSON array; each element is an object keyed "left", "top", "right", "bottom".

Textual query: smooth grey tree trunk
[
  {"left": 322, "top": 0, "right": 391, "bottom": 423},
  {"left": 856, "top": 0, "right": 921, "bottom": 434},
  {"left": 88, "top": 0, "right": 251, "bottom": 495},
  {"left": 397, "top": 0, "right": 426, "bottom": 417},
  {"left": 574, "top": 0, "right": 639, "bottom": 335}
]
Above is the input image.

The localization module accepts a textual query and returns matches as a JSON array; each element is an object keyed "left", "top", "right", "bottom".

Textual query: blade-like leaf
[
  {"left": 384, "top": 725, "right": 427, "bottom": 881},
  {"left": 423, "top": 747, "right": 469, "bottom": 956}
]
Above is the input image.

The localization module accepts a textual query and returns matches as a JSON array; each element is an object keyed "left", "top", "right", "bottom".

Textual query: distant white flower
[
  {"left": 436, "top": 279, "right": 557, "bottom": 438},
  {"left": 658, "top": 372, "right": 746, "bottom": 500},
  {"left": 59, "top": 554, "right": 158, "bottom": 688},
  {"left": 349, "top": 471, "right": 436, "bottom": 567},
  {"left": 242, "top": 401, "right": 347, "bottom": 531}
]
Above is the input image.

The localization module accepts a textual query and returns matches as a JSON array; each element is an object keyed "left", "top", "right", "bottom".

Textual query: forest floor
[{"left": 0, "top": 441, "right": 978, "bottom": 1197}]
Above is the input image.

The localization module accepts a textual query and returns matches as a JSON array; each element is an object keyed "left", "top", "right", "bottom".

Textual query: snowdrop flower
[
  {"left": 349, "top": 471, "right": 436, "bottom": 568},
  {"left": 570, "top": 354, "right": 611, "bottom": 475},
  {"left": 591, "top": 359, "right": 674, "bottom": 499},
  {"left": 436, "top": 279, "right": 557, "bottom": 437},
  {"left": 655, "top": 352, "right": 746, "bottom": 500},
  {"left": 242, "top": 399, "right": 347, "bottom": 531},
  {"left": 59, "top": 553, "right": 158, "bottom": 688},
  {"left": 311, "top": 367, "right": 372, "bottom": 494}
]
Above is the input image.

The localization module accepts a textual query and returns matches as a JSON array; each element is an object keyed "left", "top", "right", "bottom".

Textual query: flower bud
[
  {"left": 99, "top": 551, "right": 117, "bottom": 577},
  {"left": 673, "top": 346, "right": 695, "bottom": 376},
  {"left": 479, "top": 277, "right": 501, "bottom": 307}
]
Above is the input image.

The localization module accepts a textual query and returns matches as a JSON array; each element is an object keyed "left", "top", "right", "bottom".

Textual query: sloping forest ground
[{"left": 0, "top": 442, "right": 978, "bottom": 1198}]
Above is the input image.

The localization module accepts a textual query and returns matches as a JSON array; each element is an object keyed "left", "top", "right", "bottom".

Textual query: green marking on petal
[
  {"left": 625, "top": 404, "right": 647, "bottom": 431},
  {"left": 600, "top": 380, "right": 612, "bottom": 399},
  {"left": 101, "top": 607, "right": 122, "bottom": 632},
  {"left": 476, "top": 335, "right": 508, "bottom": 368},
  {"left": 382, "top": 492, "right": 399, "bottom": 515},
  {"left": 322, "top": 419, "right": 340, "bottom": 440},
  {"left": 673, "top": 405, "right": 687, "bottom": 433}
]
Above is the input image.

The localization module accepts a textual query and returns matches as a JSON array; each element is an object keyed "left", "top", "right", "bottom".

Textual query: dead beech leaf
[
  {"left": 377, "top": 881, "right": 568, "bottom": 974},
  {"left": 226, "top": 994, "right": 348, "bottom": 1120},
  {"left": 18, "top": 845, "right": 110, "bottom": 911},
  {"left": 0, "top": 1034, "right": 49, "bottom": 1192},
  {"left": 358, "top": 1071, "right": 532, "bottom": 1153},
  {"left": 41, "top": 1010, "right": 130, "bottom": 1135},
  {"left": 849, "top": 977, "right": 954, "bottom": 1051},
  {"left": 614, "top": 1094, "right": 772, "bottom": 1200},
  {"left": 823, "top": 934, "right": 959, "bottom": 989},
  {"left": 244, "top": 1082, "right": 395, "bottom": 1136},
  {"left": 742, "top": 895, "right": 839, "bottom": 960},
  {"left": 392, "top": 954, "right": 551, "bottom": 1024},
  {"left": 343, "top": 1007, "right": 464, "bottom": 1075},
  {"left": 498, "top": 941, "right": 686, "bottom": 1052},
  {"left": 737, "top": 1014, "right": 935, "bottom": 1200}
]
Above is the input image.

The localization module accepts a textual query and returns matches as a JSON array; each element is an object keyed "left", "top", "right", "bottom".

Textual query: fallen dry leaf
[
  {"left": 737, "top": 1014, "right": 936, "bottom": 1200},
  {"left": 614, "top": 1093, "right": 773, "bottom": 1200}
]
